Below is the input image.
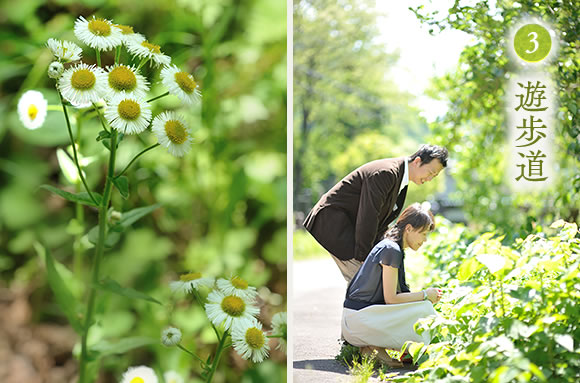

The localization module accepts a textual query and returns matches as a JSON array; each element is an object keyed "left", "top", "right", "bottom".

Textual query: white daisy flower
[
  {"left": 163, "top": 371, "right": 184, "bottom": 383},
  {"left": 217, "top": 276, "right": 258, "bottom": 301},
  {"left": 120, "top": 366, "right": 158, "bottom": 383},
  {"left": 105, "top": 64, "right": 149, "bottom": 100},
  {"left": 104, "top": 93, "right": 151, "bottom": 134},
  {"left": 115, "top": 24, "right": 146, "bottom": 46},
  {"left": 271, "top": 312, "right": 287, "bottom": 352},
  {"left": 126, "top": 39, "right": 171, "bottom": 67},
  {"left": 74, "top": 16, "right": 123, "bottom": 51},
  {"left": 46, "top": 38, "right": 82, "bottom": 62},
  {"left": 205, "top": 290, "right": 259, "bottom": 331},
  {"left": 232, "top": 318, "right": 270, "bottom": 363},
  {"left": 161, "top": 64, "right": 201, "bottom": 105},
  {"left": 151, "top": 112, "right": 193, "bottom": 157},
  {"left": 58, "top": 62, "right": 107, "bottom": 106},
  {"left": 169, "top": 272, "right": 215, "bottom": 294},
  {"left": 161, "top": 326, "right": 182, "bottom": 347},
  {"left": 17, "top": 90, "right": 47, "bottom": 130}
]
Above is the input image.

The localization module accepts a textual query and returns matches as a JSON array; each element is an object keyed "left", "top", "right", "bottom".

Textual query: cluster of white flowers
[
  {"left": 164, "top": 273, "right": 287, "bottom": 364},
  {"left": 120, "top": 274, "right": 286, "bottom": 378},
  {"left": 30, "top": 15, "right": 202, "bottom": 157}
]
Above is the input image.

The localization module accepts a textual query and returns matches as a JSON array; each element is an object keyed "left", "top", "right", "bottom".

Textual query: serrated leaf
[
  {"left": 111, "top": 204, "right": 161, "bottom": 232},
  {"left": 112, "top": 176, "right": 129, "bottom": 199},
  {"left": 95, "top": 277, "right": 162, "bottom": 305},
  {"left": 36, "top": 243, "right": 84, "bottom": 333},
  {"left": 90, "top": 337, "right": 157, "bottom": 358},
  {"left": 40, "top": 184, "right": 101, "bottom": 207}
]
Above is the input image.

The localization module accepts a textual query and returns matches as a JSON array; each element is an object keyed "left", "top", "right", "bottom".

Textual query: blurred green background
[
  {"left": 0, "top": 0, "right": 286, "bottom": 382},
  {"left": 293, "top": 0, "right": 578, "bottom": 243}
]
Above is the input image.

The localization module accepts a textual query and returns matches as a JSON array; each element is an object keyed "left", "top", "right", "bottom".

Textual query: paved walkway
[
  {"left": 293, "top": 257, "right": 352, "bottom": 383},
  {"left": 292, "top": 258, "right": 417, "bottom": 382}
]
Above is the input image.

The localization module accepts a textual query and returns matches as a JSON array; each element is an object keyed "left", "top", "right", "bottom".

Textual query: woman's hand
[{"left": 425, "top": 287, "right": 442, "bottom": 303}]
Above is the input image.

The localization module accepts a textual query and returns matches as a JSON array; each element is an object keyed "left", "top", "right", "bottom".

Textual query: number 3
[{"left": 526, "top": 32, "right": 539, "bottom": 54}]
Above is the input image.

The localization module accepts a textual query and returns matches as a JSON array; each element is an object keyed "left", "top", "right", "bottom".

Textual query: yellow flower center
[
  {"left": 117, "top": 99, "right": 141, "bottom": 120},
  {"left": 174, "top": 72, "right": 197, "bottom": 94},
  {"left": 108, "top": 66, "right": 137, "bottom": 91},
  {"left": 88, "top": 18, "right": 111, "bottom": 36},
  {"left": 245, "top": 327, "right": 265, "bottom": 349},
  {"left": 164, "top": 120, "right": 188, "bottom": 145},
  {"left": 71, "top": 69, "right": 96, "bottom": 90},
  {"left": 141, "top": 41, "right": 161, "bottom": 54},
  {"left": 116, "top": 24, "right": 134, "bottom": 35},
  {"left": 28, "top": 104, "right": 38, "bottom": 120},
  {"left": 130, "top": 378, "right": 144, "bottom": 383},
  {"left": 221, "top": 296, "right": 245, "bottom": 317},
  {"left": 231, "top": 276, "right": 248, "bottom": 290},
  {"left": 180, "top": 272, "right": 202, "bottom": 282}
]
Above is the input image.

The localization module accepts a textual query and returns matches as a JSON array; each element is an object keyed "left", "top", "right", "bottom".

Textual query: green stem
[
  {"left": 115, "top": 46, "right": 121, "bottom": 65},
  {"left": 146, "top": 91, "right": 170, "bottom": 103},
  {"left": 206, "top": 333, "right": 229, "bottom": 383},
  {"left": 136, "top": 57, "right": 149, "bottom": 71},
  {"left": 191, "top": 290, "right": 222, "bottom": 343},
  {"left": 488, "top": 277, "right": 496, "bottom": 317},
  {"left": 96, "top": 49, "right": 101, "bottom": 67},
  {"left": 92, "top": 103, "right": 109, "bottom": 133},
  {"left": 116, "top": 143, "right": 159, "bottom": 178},
  {"left": 267, "top": 334, "right": 285, "bottom": 338},
  {"left": 499, "top": 278, "right": 506, "bottom": 335},
  {"left": 78, "top": 130, "right": 118, "bottom": 383},
  {"left": 73, "top": 115, "right": 85, "bottom": 276},
  {"left": 58, "top": 92, "right": 99, "bottom": 206},
  {"left": 177, "top": 344, "right": 208, "bottom": 368}
]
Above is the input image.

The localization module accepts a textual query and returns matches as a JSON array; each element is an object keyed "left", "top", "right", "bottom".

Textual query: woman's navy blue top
[{"left": 344, "top": 238, "right": 410, "bottom": 310}]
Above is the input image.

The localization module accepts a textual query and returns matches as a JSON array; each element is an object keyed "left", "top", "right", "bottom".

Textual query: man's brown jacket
[{"left": 303, "top": 157, "right": 407, "bottom": 261}]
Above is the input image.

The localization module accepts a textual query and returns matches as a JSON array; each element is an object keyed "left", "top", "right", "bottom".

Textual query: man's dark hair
[{"left": 409, "top": 145, "right": 448, "bottom": 167}]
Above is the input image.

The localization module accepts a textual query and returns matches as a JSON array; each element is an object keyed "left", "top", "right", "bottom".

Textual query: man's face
[{"left": 411, "top": 158, "right": 444, "bottom": 185}]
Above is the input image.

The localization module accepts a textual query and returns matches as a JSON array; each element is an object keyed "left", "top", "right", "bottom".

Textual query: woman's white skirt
[{"left": 342, "top": 301, "right": 437, "bottom": 350}]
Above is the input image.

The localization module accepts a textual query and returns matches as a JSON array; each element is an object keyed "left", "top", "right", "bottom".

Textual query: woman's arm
[{"left": 381, "top": 264, "right": 425, "bottom": 304}]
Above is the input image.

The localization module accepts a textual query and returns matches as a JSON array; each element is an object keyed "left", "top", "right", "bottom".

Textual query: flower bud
[
  {"left": 161, "top": 326, "right": 182, "bottom": 347},
  {"left": 48, "top": 61, "right": 64, "bottom": 79}
]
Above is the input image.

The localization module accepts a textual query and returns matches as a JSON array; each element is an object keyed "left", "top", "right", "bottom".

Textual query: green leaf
[
  {"left": 96, "top": 130, "right": 111, "bottom": 142},
  {"left": 40, "top": 184, "right": 102, "bottom": 207},
  {"left": 555, "top": 334, "right": 574, "bottom": 352},
  {"left": 458, "top": 257, "right": 482, "bottom": 281},
  {"left": 56, "top": 148, "right": 80, "bottom": 184},
  {"left": 408, "top": 342, "right": 425, "bottom": 363},
  {"left": 36, "top": 243, "right": 84, "bottom": 333},
  {"left": 89, "top": 336, "right": 157, "bottom": 358},
  {"left": 87, "top": 226, "right": 121, "bottom": 248},
  {"left": 95, "top": 277, "right": 162, "bottom": 305},
  {"left": 110, "top": 204, "right": 161, "bottom": 232},
  {"left": 112, "top": 176, "right": 129, "bottom": 199},
  {"left": 476, "top": 253, "right": 506, "bottom": 275}
]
